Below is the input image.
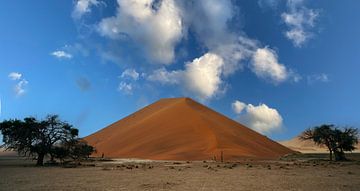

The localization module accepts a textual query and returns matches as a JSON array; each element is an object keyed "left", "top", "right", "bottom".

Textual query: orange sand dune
[
  {"left": 279, "top": 137, "right": 360, "bottom": 153},
  {"left": 85, "top": 98, "right": 294, "bottom": 161}
]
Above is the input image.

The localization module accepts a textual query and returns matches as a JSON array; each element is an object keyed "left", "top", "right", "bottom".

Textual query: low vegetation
[{"left": 0, "top": 115, "right": 95, "bottom": 166}]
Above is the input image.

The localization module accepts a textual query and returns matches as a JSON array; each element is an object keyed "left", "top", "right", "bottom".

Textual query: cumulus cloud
[
  {"left": 232, "top": 100, "right": 283, "bottom": 134},
  {"left": 98, "top": 0, "right": 183, "bottom": 64},
  {"left": 8, "top": 72, "right": 28, "bottom": 96},
  {"left": 214, "top": 37, "right": 259, "bottom": 76},
  {"left": 72, "top": 0, "right": 101, "bottom": 19},
  {"left": 183, "top": 53, "right": 225, "bottom": 100},
  {"left": 51, "top": 50, "right": 73, "bottom": 59},
  {"left": 232, "top": 100, "right": 246, "bottom": 114},
  {"left": 282, "top": 0, "right": 319, "bottom": 47},
  {"left": 77, "top": 0, "right": 300, "bottom": 99},
  {"left": 120, "top": 69, "right": 140, "bottom": 81},
  {"left": 251, "top": 47, "right": 289, "bottom": 84},
  {"left": 117, "top": 82, "right": 133, "bottom": 94},
  {"left": 146, "top": 42, "right": 296, "bottom": 100},
  {"left": 147, "top": 53, "right": 225, "bottom": 100},
  {"left": 8, "top": 72, "right": 22, "bottom": 80}
]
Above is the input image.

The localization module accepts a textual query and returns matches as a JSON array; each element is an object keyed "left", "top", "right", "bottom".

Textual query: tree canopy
[
  {"left": 301, "top": 124, "right": 358, "bottom": 161},
  {"left": 0, "top": 115, "right": 94, "bottom": 166}
]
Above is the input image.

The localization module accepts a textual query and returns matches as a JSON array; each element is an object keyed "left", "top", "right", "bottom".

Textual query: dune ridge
[
  {"left": 279, "top": 137, "right": 360, "bottom": 153},
  {"left": 85, "top": 97, "right": 294, "bottom": 160}
]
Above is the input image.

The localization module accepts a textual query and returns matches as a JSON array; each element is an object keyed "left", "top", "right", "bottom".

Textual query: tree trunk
[
  {"left": 329, "top": 150, "right": 332, "bottom": 161},
  {"left": 37, "top": 153, "right": 45, "bottom": 166}
]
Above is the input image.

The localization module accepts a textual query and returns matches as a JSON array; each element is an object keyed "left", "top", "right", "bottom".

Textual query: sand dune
[
  {"left": 279, "top": 137, "right": 360, "bottom": 153},
  {"left": 0, "top": 148, "right": 17, "bottom": 157},
  {"left": 85, "top": 97, "right": 294, "bottom": 160}
]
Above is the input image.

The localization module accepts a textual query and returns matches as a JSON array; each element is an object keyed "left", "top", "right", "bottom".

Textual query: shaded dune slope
[{"left": 85, "top": 98, "right": 294, "bottom": 160}]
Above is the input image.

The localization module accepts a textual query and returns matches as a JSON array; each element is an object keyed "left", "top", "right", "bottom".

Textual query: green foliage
[
  {"left": 68, "top": 140, "right": 96, "bottom": 160},
  {"left": 301, "top": 124, "right": 358, "bottom": 161}
]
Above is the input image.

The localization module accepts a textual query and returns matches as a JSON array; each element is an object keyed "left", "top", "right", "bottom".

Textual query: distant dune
[
  {"left": 85, "top": 97, "right": 294, "bottom": 161},
  {"left": 279, "top": 137, "right": 360, "bottom": 153},
  {"left": 0, "top": 148, "right": 17, "bottom": 157}
]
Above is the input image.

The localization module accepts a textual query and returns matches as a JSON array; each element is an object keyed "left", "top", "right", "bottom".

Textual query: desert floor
[{"left": 0, "top": 154, "right": 360, "bottom": 191}]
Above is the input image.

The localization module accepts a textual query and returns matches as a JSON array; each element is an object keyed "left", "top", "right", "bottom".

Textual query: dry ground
[{"left": 0, "top": 154, "right": 360, "bottom": 191}]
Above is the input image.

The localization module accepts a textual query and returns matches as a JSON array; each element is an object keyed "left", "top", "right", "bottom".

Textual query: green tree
[
  {"left": 301, "top": 124, "right": 358, "bottom": 161},
  {"left": 67, "top": 139, "right": 95, "bottom": 161},
  {"left": 0, "top": 115, "right": 81, "bottom": 166}
]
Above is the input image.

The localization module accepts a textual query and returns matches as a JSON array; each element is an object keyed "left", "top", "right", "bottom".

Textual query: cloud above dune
[
  {"left": 147, "top": 53, "right": 225, "bottom": 100},
  {"left": 8, "top": 72, "right": 22, "bottom": 80},
  {"left": 281, "top": 0, "right": 319, "bottom": 47},
  {"left": 98, "top": 0, "right": 183, "bottom": 64},
  {"left": 8, "top": 72, "right": 29, "bottom": 97},
  {"left": 251, "top": 47, "right": 289, "bottom": 84},
  {"left": 120, "top": 69, "right": 140, "bottom": 81},
  {"left": 51, "top": 50, "right": 73, "bottom": 59},
  {"left": 71, "top": 0, "right": 304, "bottom": 100},
  {"left": 232, "top": 100, "right": 283, "bottom": 134},
  {"left": 72, "top": 0, "right": 101, "bottom": 19}
]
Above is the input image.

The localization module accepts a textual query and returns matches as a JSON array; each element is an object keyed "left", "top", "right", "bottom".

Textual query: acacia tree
[
  {"left": 0, "top": 115, "right": 92, "bottom": 166},
  {"left": 301, "top": 124, "right": 358, "bottom": 161}
]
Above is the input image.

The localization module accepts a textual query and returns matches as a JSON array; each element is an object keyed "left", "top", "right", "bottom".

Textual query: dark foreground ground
[{"left": 0, "top": 153, "right": 360, "bottom": 191}]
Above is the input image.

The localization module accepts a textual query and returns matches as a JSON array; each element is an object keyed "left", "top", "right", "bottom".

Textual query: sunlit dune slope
[
  {"left": 279, "top": 137, "right": 360, "bottom": 153},
  {"left": 85, "top": 98, "right": 294, "bottom": 160}
]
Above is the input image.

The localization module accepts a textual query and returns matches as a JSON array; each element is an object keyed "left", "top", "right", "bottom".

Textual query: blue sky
[{"left": 1, "top": 0, "right": 359, "bottom": 141}]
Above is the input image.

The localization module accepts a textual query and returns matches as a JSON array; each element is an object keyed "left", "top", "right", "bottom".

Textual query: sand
[
  {"left": 279, "top": 137, "right": 360, "bottom": 153},
  {"left": 85, "top": 97, "right": 294, "bottom": 160},
  {"left": 1, "top": 154, "right": 360, "bottom": 191}
]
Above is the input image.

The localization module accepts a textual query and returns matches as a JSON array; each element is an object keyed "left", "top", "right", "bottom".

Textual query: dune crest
[{"left": 85, "top": 97, "right": 294, "bottom": 160}]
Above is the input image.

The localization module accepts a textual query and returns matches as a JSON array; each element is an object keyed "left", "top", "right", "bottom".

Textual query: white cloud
[
  {"left": 282, "top": 0, "right": 319, "bottom": 47},
  {"left": 251, "top": 47, "right": 289, "bottom": 84},
  {"left": 98, "top": 0, "right": 183, "bottom": 64},
  {"left": 214, "top": 37, "right": 258, "bottom": 76},
  {"left": 232, "top": 100, "right": 283, "bottom": 134},
  {"left": 8, "top": 72, "right": 22, "bottom": 80},
  {"left": 120, "top": 69, "right": 140, "bottom": 81},
  {"left": 117, "top": 82, "right": 133, "bottom": 94},
  {"left": 14, "top": 79, "right": 28, "bottom": 96},
  {"left": 147, "top": 53, "right": 225, "bottom": 100},
  {"left": 72, "top": 0, "right": 101, "bottom": 19},
  {"left": 148, "top": 46, "right": 297, "bottom": 100},
  {"left": 183, "top": 53, "right": 225, "bottom": 100},
  {"left": 147, "top": 68, "right": 182, "bottom": 85},
  {"left": 8, "top": 72, "right": 28, "bottom": 96},
  {"left": 232, "top": 100, "right": 246, "bottom": 114},
  {"left": 84, "top": 0, "right": 300, "bottom": 100},
  {"left": 51, "top": 50, "right": 73, "bottom": 59}
]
